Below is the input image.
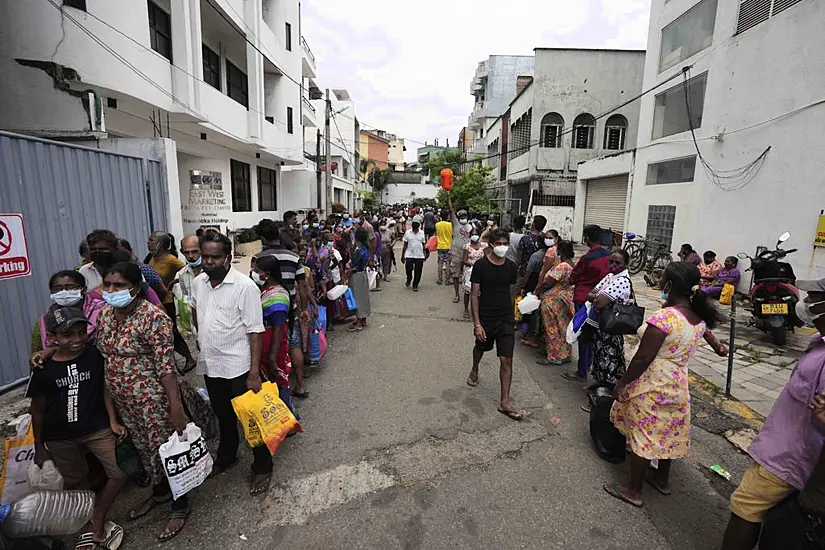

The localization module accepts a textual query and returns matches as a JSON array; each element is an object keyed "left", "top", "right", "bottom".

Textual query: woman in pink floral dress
[
  {"left": 605, "top": 262, "right": 727, "bottom": 507},
  {"left": 96, "top": 262, "right": 191, "bottom": 542}
]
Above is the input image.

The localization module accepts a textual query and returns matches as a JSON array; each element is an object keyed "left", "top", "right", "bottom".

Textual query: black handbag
[{"left": 598, "top": 276, "right": 645, "bottom": 335}]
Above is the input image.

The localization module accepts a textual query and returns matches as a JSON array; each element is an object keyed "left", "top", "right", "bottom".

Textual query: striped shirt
[
  {"left": 190, "top": 268, "right": 264, "bottom": 379},
  {"left": 254, "top": 246, "right": 306, "bottom": 298}
]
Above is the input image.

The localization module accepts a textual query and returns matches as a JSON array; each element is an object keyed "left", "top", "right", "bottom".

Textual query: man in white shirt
[
  {"left": 78, "top": 229, "right": 119, "bottom": 291},
  {"left": 401, "top": 216, "right": 426, "bottom": 292},
  {"left": 190, "top": 231, "right": 271, "bottom": 495}
]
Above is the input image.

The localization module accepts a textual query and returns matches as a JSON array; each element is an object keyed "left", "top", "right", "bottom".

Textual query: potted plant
[{"left": 234, "top": 227, "right": 262, "bottom": 256}]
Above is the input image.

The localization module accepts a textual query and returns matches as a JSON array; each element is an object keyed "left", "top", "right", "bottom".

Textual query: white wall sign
[
  {"left": 0, "top": 214, "right": 31, "bottom": 280},
  {"left": 182, "top": 170, "right": 230, "bottom": 230}
]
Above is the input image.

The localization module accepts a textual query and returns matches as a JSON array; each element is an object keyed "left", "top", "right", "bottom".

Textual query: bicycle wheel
[
  {"left": 628, "top": 245, "right": 646, "bottom": 274},
  {"left": 652, "top": 252, "right": 673, "bottom": 273}
]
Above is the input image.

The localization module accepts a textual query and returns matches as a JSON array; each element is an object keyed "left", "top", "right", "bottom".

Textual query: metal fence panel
[{"left": 0, "top": 131, "right": 161, "bottom": 389}]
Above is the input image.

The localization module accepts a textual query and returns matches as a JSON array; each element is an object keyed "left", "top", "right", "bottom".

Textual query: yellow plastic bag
[
  {"left": 719, "top": 283, "right": 735, "bottom": 306},
  {"left": 231, "top": 382, "right": 301, "bottom": 454},
  {"left": 514, "top": 296, "right": 523, "bottom": 322},
  {"left": 231, "top": 391, "right": 263, "bottom": 447}
]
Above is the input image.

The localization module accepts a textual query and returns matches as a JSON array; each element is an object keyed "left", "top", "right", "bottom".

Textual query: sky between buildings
[{"left": 301, "top": 0, "right": 652, "bottom": 163}]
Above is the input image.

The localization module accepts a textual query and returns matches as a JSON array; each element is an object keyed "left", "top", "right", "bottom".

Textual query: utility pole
[
  {"left": 315, "top": 128, "right": 322, "bottom": 211},
  {"left": 324, "top": 88, "right": 332, "bottom": 214}
]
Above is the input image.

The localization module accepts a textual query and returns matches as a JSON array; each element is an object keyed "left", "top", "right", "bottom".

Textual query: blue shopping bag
[
  {"left": 316, "top": 305, "right": 327, "bottom": 331},
  {"left": 308, "top": 316, "right": 326, "bottom": 363},
  {"left": 344, "top": 288, "right": 357, "bottom": 311}
]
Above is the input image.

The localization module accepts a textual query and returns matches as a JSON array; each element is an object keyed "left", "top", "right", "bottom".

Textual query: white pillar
[
  {"left": 170, "top": 0, "right": 196, "bottom": 111},
  {"left": 245, "top": 0, "right": 264, "bottom": 142}
]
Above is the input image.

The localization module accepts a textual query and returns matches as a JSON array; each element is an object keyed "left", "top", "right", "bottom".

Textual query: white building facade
[
  {"left": 618, "top": 0, "right": 825, "bottom": 281},
  {"left": 482, "top": 48, "right": 645, "bottom": 238},
  {"left": 0, "top": 0, "right": 318, "bottom": 236}
]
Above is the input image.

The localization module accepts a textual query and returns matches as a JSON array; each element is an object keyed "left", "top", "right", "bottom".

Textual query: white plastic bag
[
  {"left": 27, "top": 460, "right": 64, "bottom": 491},
  {"left": 518, "top": 293, "right": 541, "bottom": 314},
  {"left": 463, "top": 266, "right": 473, "bottom": 294},
  {"left": 1, "top": 414, "right": 35, "bottom": 504},
  {"left": 159, "top": 423, "right": 213, "bottom": 499},
  {"left": 367, "top": 269, "right": 377, "bottom": 290},
  {"left": 327, "top": 284, "right": 349, "bottom": 301}
]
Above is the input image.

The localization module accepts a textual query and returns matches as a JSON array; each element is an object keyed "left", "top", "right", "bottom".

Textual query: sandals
[
  {"left": 561, "top": 371, "right": 587, "bottom": 382},
  {"left": 645, "top": 473, "right": 672, "bottom": 495},
  {"left": 158, "top": 506, "right": 190, "bottom": 543},
  {"left": 249, "top": 471, "right": 272, "bottom": 496},
  {"left": 497, "top": 408, "right": 524, "bottom": 421},
  {"left": 128, "top": 493, "right": 172, "bottom": 520},
  {"left": 452, "top": 296, "right": 461, "bottom": 303},
  {"left": 75, "top": 532, "right": 95, "bottom": 550},
  {"left": 466, "top": 373, "right": 479, "bottom": 387},
  {"left": 346, "top": 325, "right": 364, "bottom": 332},
  {"left": 603, "top": 483, "right": 644, "bottom": 507},
  {"left": 99, "top": 522, "right": 124, "bottom": 550},
  {"left": 292, "top": 389, "right": 309, "bottom": 399}
]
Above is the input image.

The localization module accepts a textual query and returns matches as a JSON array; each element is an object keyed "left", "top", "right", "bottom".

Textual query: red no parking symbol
[
  {"left": 0, "top": 214, "right": 31, "bottom": 280},
  {"left": 0, "top": 220, "right": 13, "bottom": 257}
]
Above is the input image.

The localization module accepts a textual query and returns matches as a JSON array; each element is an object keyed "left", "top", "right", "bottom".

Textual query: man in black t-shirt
[
  {"left": 28, "top": 307, "right": 127, "bottom": 545},
  {"left": 467, "top": 228, "right": 523, "bottom": 421}
]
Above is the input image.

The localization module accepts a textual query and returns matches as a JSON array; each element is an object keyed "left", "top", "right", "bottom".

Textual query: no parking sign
[{"left": 0, "top": 214, "right": 31, "bottom": 280}]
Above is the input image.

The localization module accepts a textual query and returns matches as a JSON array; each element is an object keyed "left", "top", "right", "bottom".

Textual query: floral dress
[
  {"left": 462, "top": 242, "right": 488, "bottom": 293},
  {"left": 540, "top": 262, "right": 574, "bottom": 362},
  {"left": 97, "top": 300, "right": 185, "bottom": 485},
  {"left": 610, "top": 307, "right": 706, "bottom": 460}
]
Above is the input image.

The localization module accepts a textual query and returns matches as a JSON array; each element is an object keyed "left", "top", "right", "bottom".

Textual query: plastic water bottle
[{"left": 0, "top": 490, "right": 94, "bottom": 537}]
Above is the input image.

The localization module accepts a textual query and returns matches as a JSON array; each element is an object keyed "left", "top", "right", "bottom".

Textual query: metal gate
[
  {"left": 584, "top": 175, "right": 629, "bottom": 233},
  {"left": 0, "top": 132, "right": 168, "bottom": 390}
]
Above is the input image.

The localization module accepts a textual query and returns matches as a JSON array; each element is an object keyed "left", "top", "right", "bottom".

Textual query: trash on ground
[
  {"left": 240, "top": 534, "right": 248, "bottom": 541},
  {"left": 710, "top": 464, "right": 732, "bottom": 480},
  {"left": 724, "top": 427, "right": 758, "bottom": 454},
  {"left": 550, "top": 416, "right": 560, "bottom": 427}
]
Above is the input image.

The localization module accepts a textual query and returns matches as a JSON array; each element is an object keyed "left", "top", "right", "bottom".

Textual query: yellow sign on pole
[{"left": 815, "top": 215, "right": 825, "bottom": 247}]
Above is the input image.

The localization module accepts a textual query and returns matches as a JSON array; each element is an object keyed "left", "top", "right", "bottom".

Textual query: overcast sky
[{"left": 301, "top": 0, "right": 651, "bottom": 162}]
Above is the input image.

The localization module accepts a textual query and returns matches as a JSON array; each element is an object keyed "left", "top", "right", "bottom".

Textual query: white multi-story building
[
  {"left": 579, "top": 0, "right": 825, "bottom": 281},
  {"left": 0, "top": 0, "right": 318, "bottom": 235},
  {"left": 482, "top": 48, "right": 645, "bottom": 236}
]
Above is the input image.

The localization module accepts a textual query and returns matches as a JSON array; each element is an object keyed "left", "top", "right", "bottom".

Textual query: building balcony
[
  {"left": 302, "top": 96, "right": 317, "bottom": 127},
  {"left": 301, "top": 36, "right": 317, "bottom": 78}
]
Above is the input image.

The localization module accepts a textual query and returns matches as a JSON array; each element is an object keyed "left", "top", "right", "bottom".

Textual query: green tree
[
  {"left": 436, "top": 165, "right": 492, "bottom": 212},
  {"left": 357, "top": 190, "right": 377, "bottom": 211},
  {"left": 367, "top": 167, "right": 391, "bottom": 192},
  {"left": 427, "top": 150, "right": 463, "bottom": 182}
]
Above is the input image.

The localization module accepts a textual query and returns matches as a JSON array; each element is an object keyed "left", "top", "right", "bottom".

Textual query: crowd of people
[{"left": 19, "top": 195, "right": 825, "bottom": 550}]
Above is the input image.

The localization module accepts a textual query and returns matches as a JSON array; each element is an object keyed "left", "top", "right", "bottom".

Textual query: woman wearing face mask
[
  {"left": 461, "top": 229, "right": 489, "bottom": 319},
  {"left": 31, "top": 270, "right": 106, "bottom": 360},
  {"left": 583, "top": 249, "right": 634, "bottom": 406},
  {"left": 605, "top": 262, "right": 725, "bottom": 508},
  {"left": 536, "top": 241, "right": 575, "bottom": 365},
  {"left": 95, "top": 262, "right": 192, "bottom": 541}
]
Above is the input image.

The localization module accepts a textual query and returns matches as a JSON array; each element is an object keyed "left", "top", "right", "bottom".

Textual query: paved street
[{"left": 102, "top": 256, "right": 759, "bottom": 549}]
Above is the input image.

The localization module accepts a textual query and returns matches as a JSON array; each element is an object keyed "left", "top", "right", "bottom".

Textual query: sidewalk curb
[{"left": 689, "top": 371, "right": 765, "bottom": 427}]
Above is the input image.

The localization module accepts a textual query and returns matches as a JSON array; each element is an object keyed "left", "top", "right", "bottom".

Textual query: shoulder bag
[{"left": 599, "top": 276, "right": 645, "bottom": 335}]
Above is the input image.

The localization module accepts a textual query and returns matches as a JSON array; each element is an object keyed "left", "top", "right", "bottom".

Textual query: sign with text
[
  {"left": 0, "top": 214, "right": 31, "bottom": 280},
  {"left": 815, "top": 215, "right": 825, "bottom": 248},
  {"left": 182, "top": 170, "right": 230, "bottom": 232}
]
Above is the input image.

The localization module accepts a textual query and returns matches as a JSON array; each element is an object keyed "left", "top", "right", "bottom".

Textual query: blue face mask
[
  {"left": 103, "top": 288, "right": 136, "bottom": 308},
  {"left": 188, "top": 257, "right": 202, "bottom": 267},
  {"left": 660, "top": 291, "right": 669, "bottom": 301}
]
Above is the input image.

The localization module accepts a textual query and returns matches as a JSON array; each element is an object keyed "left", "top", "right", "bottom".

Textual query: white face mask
[
  {"left": 251, "top": 271, "right": 264, "bottom": 285},
  {"left": 459, "top": 218, "right": 468, "bottom": 225},
  {"left": 487, "top": 220, "right": 494, "bottom": 227},
  {"left": 51, "top": 289, "right": 83, "bottom": 307},
  {"left": 493, "top": 245, "right": 508, "bottom": 258},
  {"left": 796, "top": 299, "right": 825, "bottom": 325},
  {"left": 545, "top": 239, "right": 555, "bottom": 247},
  {"left": 470, "top": 235, "right": 480, "bottom": 243}
]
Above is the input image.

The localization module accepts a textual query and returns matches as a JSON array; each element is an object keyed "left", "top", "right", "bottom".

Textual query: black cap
[{"left": 45, "top": 307, "right": 89, "bottom": 334}]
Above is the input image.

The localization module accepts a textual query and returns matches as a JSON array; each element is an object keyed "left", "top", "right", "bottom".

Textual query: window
[
  {"left": 286, "top": 107, "right": 293, "bottom": 134},
  {"left": 343, "top": 165, "right": 349, "bottom": 178},
  {"left": 63, "top": 0, "right": 87, "bottom": 10},
  {"left": 230, "top": 159, "right": 251, "bottom": 212},
  {"left": 540, "top": 113, "right": 563, "bottom": 148},
  {"left": 257, "top": 166, "right": 277, "bottom": 211},
  {"left": 737, "top": 0, "right": 805, "bottom": 34},
  {"left": 148, "top": 1, "right": 172, "bottom": 61},
  {"left": 646, "top": 205, "right": 677, "bottom": 250},
  {"left": 265, "top": 116, "right": 274, "bottom": 124},
  {"left": 659, "top": 0, "right": 718, "bottom": 72},
  {"left": 285, "top": 22, "right": 292, "bottom": 51},
  {"left": 202, "top": 44, "right": 220, "bottom": 90},
  {"left": 647, "top": 156, "right": 697, "bottom": 185},
  {"left": 226, "top": 60, "right": 248, "bottom": 108},
  {"left": 603, "top": 114, "right": 628, "bottom": 150},
  {"left": 572, "top": 114, "right": 596, "bottom": 149},
  {"left": 652, "top": 72, "right": 707, "bottom": 139}
]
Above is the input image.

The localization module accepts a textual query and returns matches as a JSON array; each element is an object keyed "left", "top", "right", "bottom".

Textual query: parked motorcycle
[{"left": 738, "top": 232, "right": 799, "bottom": 346}]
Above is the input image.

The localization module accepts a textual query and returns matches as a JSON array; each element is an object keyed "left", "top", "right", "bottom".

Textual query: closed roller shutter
[{"left": 584, "top": 175, "right": 629, "bottom": 232}]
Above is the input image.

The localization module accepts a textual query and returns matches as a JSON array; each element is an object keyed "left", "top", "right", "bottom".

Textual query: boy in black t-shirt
[
  {"left": 467, "top": 228, "right": 523, "bottom": 421},
  {"left": 28, "top": 307, "right": 128, "bottom": 547}
]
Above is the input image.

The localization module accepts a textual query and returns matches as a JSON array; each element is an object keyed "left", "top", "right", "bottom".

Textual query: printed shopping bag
[
  {"left": 514, "top": 296, "right": 523, "bottom": 322},
  {"left": 720, "top": 283, "right": 735, "bottom": 306},
  {"left": 316, "top": 305, "right": 328, "bottom": 332},
  {"left": 231, "top": 392, "right": 264, "bottom": 447},
  {"left": 247, "top": 382, "right": 302, "bottom": 455},
  {"left": 159, "top": 423, "right": 213, "bottom": 499},
  {"left": 0, "top": 414, "right": 35, "bottom": 504}
]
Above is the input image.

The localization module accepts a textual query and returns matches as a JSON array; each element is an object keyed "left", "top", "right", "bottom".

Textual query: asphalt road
[{"left": 115, "top": 256, "right": 755, "bottom": 549}]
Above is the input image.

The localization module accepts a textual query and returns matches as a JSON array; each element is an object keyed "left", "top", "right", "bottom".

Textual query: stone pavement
[{"left": 629, "top": 272, "right": 810, "bottom": 418}]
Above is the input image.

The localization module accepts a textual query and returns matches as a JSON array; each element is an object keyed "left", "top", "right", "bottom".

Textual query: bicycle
[
  {"left": 639, "top": 240, "right": 673, "bottom": 287},
  {"left": 623, "top": 232, "right": 647, "bottom": 275}
]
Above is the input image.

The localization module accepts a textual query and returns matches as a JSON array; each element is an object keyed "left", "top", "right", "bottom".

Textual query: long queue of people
[{"left": 23, "top": 208, "right": 390, "bottom": 548}]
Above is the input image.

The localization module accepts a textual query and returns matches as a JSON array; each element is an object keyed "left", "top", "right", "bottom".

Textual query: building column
[
  {"left": 245, "top": 0, "right": 264, "bottom": 142},
  {"left": 170, "top": 0, "right": 198, "bottom": 112}
]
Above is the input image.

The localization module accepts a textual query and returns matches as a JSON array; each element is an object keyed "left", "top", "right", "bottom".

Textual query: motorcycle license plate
[{"left": 761, "top": 303, "right": 788, "bottom": 315}]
